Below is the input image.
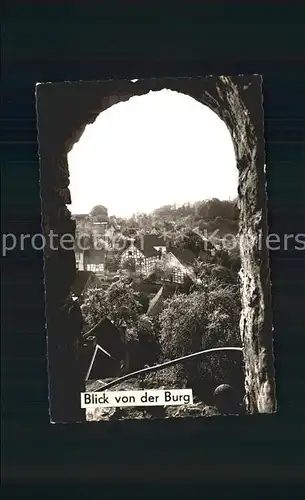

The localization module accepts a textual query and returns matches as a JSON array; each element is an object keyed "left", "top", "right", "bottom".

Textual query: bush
[
  {"left": 157, "top": 285, "right": 243, "bottom": 401},
  {"left": 142, "top": 365, "right": 188, "bottom": 390},
  {"left": 81, "top": 277, "right": 145, "bottom": 332}
]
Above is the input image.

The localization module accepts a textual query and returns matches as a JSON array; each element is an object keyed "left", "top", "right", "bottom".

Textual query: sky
[{"left": 68, "top": 89, "right": 237, "bottom": 218}]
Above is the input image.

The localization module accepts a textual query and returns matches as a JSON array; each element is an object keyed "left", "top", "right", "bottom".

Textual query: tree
[
  {"left": 81, "top": 277, "right": 144, "bottom": 331},
  {"left": 121, "top": 255, "right": 145, "bottom": 278},
  {"left": 158, "top": 284, "right": 242, "bottom": 398},
  {"left": 153, "top": 204, "right": 175, "bottom": 218},
  {"left": 159, "top": 291, "right": 208, "bottom": 360},
  {"left": 90, "top": 205, "right": 108, "bottom": 222},
  {"left": 105, "top": 252, "right": 121, "bottom": 273},
  {"left": 169, "top": 228, "right": 213, "bottom": 257},
  {"left": 197, "top": 198, "right": 238, "bottom": 221},
  {"left": 122, "top": 256, "right": 137, "bottom": 277},
  {"left": 191, "top": 262, "right": 237, "bottom": 291}
]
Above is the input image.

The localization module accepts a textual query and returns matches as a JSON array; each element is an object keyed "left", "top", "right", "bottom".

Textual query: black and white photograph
[{"left": 36, "top": 76, "right": 276, "bottom": 423}]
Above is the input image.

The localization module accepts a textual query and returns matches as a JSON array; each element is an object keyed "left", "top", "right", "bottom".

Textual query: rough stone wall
[
  {"left": 209, "top": 77, "right": 276, "bottom": 413},
  {"left": 36, "top": 76, "right": 276, "bottom": 422}
]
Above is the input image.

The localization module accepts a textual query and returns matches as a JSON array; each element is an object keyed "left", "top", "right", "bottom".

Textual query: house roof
[
  {"left": 96, "top": 343, "right": 116, "bottom": 359},
  {"left": 71, "top": 270, "right": 101, "bottom": 297},
  {"left": 171, "top": 249, "right": 197, "bottom": 266},
  {"left": 83, "top": 316, "right": 125, "bottom": 361},
  {"left": 119, "top": 234, "right": 167, "bottom": 258},
  {"left": 84, "top": 248, "right": 106, "bottom": 262},
  {"left": 133, "top": 234, "right": 166, "bottom": 257},
  {"left": 73, "top": 213, "right": 88, "bottom": 219},
  {"left": 83, "top": 317, "right": 119, "bottom": 339}
]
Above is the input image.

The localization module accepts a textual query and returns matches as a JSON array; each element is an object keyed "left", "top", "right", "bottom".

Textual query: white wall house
[
  {"left": 120, "top": 244, "right": 158, "bottom": 275},
  {"left": 75, "top": 250, "right": 84, "bottom": 271},
  {"left": 164, "top": 252, "right": 196, "bottom": 284},
  {"left": 119, "top": 234, "right": 168, "bottom": 276},
  {"left": 75, "top": 248, "right": 106, "bottom": 277}
]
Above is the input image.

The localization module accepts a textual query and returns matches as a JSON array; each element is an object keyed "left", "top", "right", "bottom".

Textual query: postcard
[{"left": 36, "top": 76, "right": 276, "bottom": 423}]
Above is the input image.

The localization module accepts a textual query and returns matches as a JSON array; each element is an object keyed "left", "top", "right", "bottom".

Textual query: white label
[{"left": 81, "top": 389, "right": 193, "bottom": 408}]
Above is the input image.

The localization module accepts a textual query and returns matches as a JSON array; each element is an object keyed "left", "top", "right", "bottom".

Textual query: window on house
[{"left": 172, "top": 267, "right": 184, "bottom": 284}]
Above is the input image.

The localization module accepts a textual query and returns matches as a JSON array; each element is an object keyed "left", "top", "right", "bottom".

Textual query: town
[{"left": 71, "top": 199, "right": 244, "bottom": 419}]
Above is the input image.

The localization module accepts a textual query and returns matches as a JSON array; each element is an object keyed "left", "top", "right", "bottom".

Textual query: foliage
[
  {"left": 158, "top": 283, "right": 242, "bottom": 396},
  {"left": 77, "top": 198, "right": 239, "bottom": 260},
  {"left": 142, "top": 365, "right": 188, "bottom": 390},
  {"left": 197, "top": 198, "right": 238, "bottom": 220},
  {"left": 120, "top": 198, "right": 238, "bottom": 235},
  {"left": 81, "top": 277, "right": 144, "bottom": 331},
  {"left": 104, "top": 253, "right": 121, "bottom": 273},
  {"left": 121, "top": 255, "right": 145, "bottom": 277},
  {"left": 90, "top": 204, "right": 108, "bottom": 222},
  {"left": 121, "top": 256, "right": 137, "bottom": 275},
  {"left": 79, "top": 196, "right": 243, "bottom": 400},
  {"left": 159, "top": 292, "right": 208, "bottom": 359},
  {"left": 167, "top": 229, "right": 208, "bottom": 257},
  {"left": 191, "top": 261, "right": 237, "bottom": 291}
]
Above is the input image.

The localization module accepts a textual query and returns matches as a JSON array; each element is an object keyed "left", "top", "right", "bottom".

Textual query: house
[
  {"left": 83, "top": 317, "right": 126, "bottom": 380},
  {"left": 72, "top": 213, "right": 89, "bottom": 223},
  {"left": 70, "top": 270, "right": 102, "bottom": 299},
  {"left": 120, "top": 234, "right": 167, "bottom": 275},
  {"left": 143, "top": 248, "right": 197, "bottom": 285},
  {"left": 74, "top": 244, "right": 85, "bottom": 270},
  {"left": 73, "top": 219, "right": 93, "bottom": 270},
  {"left": 92, "top": 221, "right": 108, "bottom": 237},
  {"left": 165, "top": 249, "right": 197, "bottom": 283},
  {"left": 83, "top": 248, "right": 106, "bottom": 274},
  {"left": 73, "top": 213, "right": 92, "bottom": 236}
]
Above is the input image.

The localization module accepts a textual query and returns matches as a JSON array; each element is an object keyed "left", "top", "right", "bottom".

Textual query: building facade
[{"left": 120, "top": 234, "right": 167, "bottom": 276}]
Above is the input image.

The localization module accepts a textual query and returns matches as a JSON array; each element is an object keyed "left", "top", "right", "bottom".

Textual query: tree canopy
[
  {"left": 158, "top": 281, "right": 242, "bottom": 393},
  {"left": 90, "top": 204, "right": 108, "bottom": 221},
  {"left": 81, "top": 277, "right": 145, "bottom": 331}
]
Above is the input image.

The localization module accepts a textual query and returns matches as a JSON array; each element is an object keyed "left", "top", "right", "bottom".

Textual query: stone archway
[{"left": 36, "top": 75, "right": 276, "bottom": 422}]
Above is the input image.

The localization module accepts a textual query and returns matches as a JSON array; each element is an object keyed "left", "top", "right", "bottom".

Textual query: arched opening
[
  {"left": 68, "top": 90, "right": 243, "bottom": 419},
  {"left": 68, "top": 90, "right": 238, "bottom": 217},
  {"left": 37, "top": 76, "right": 275, "bottom": 422}
]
